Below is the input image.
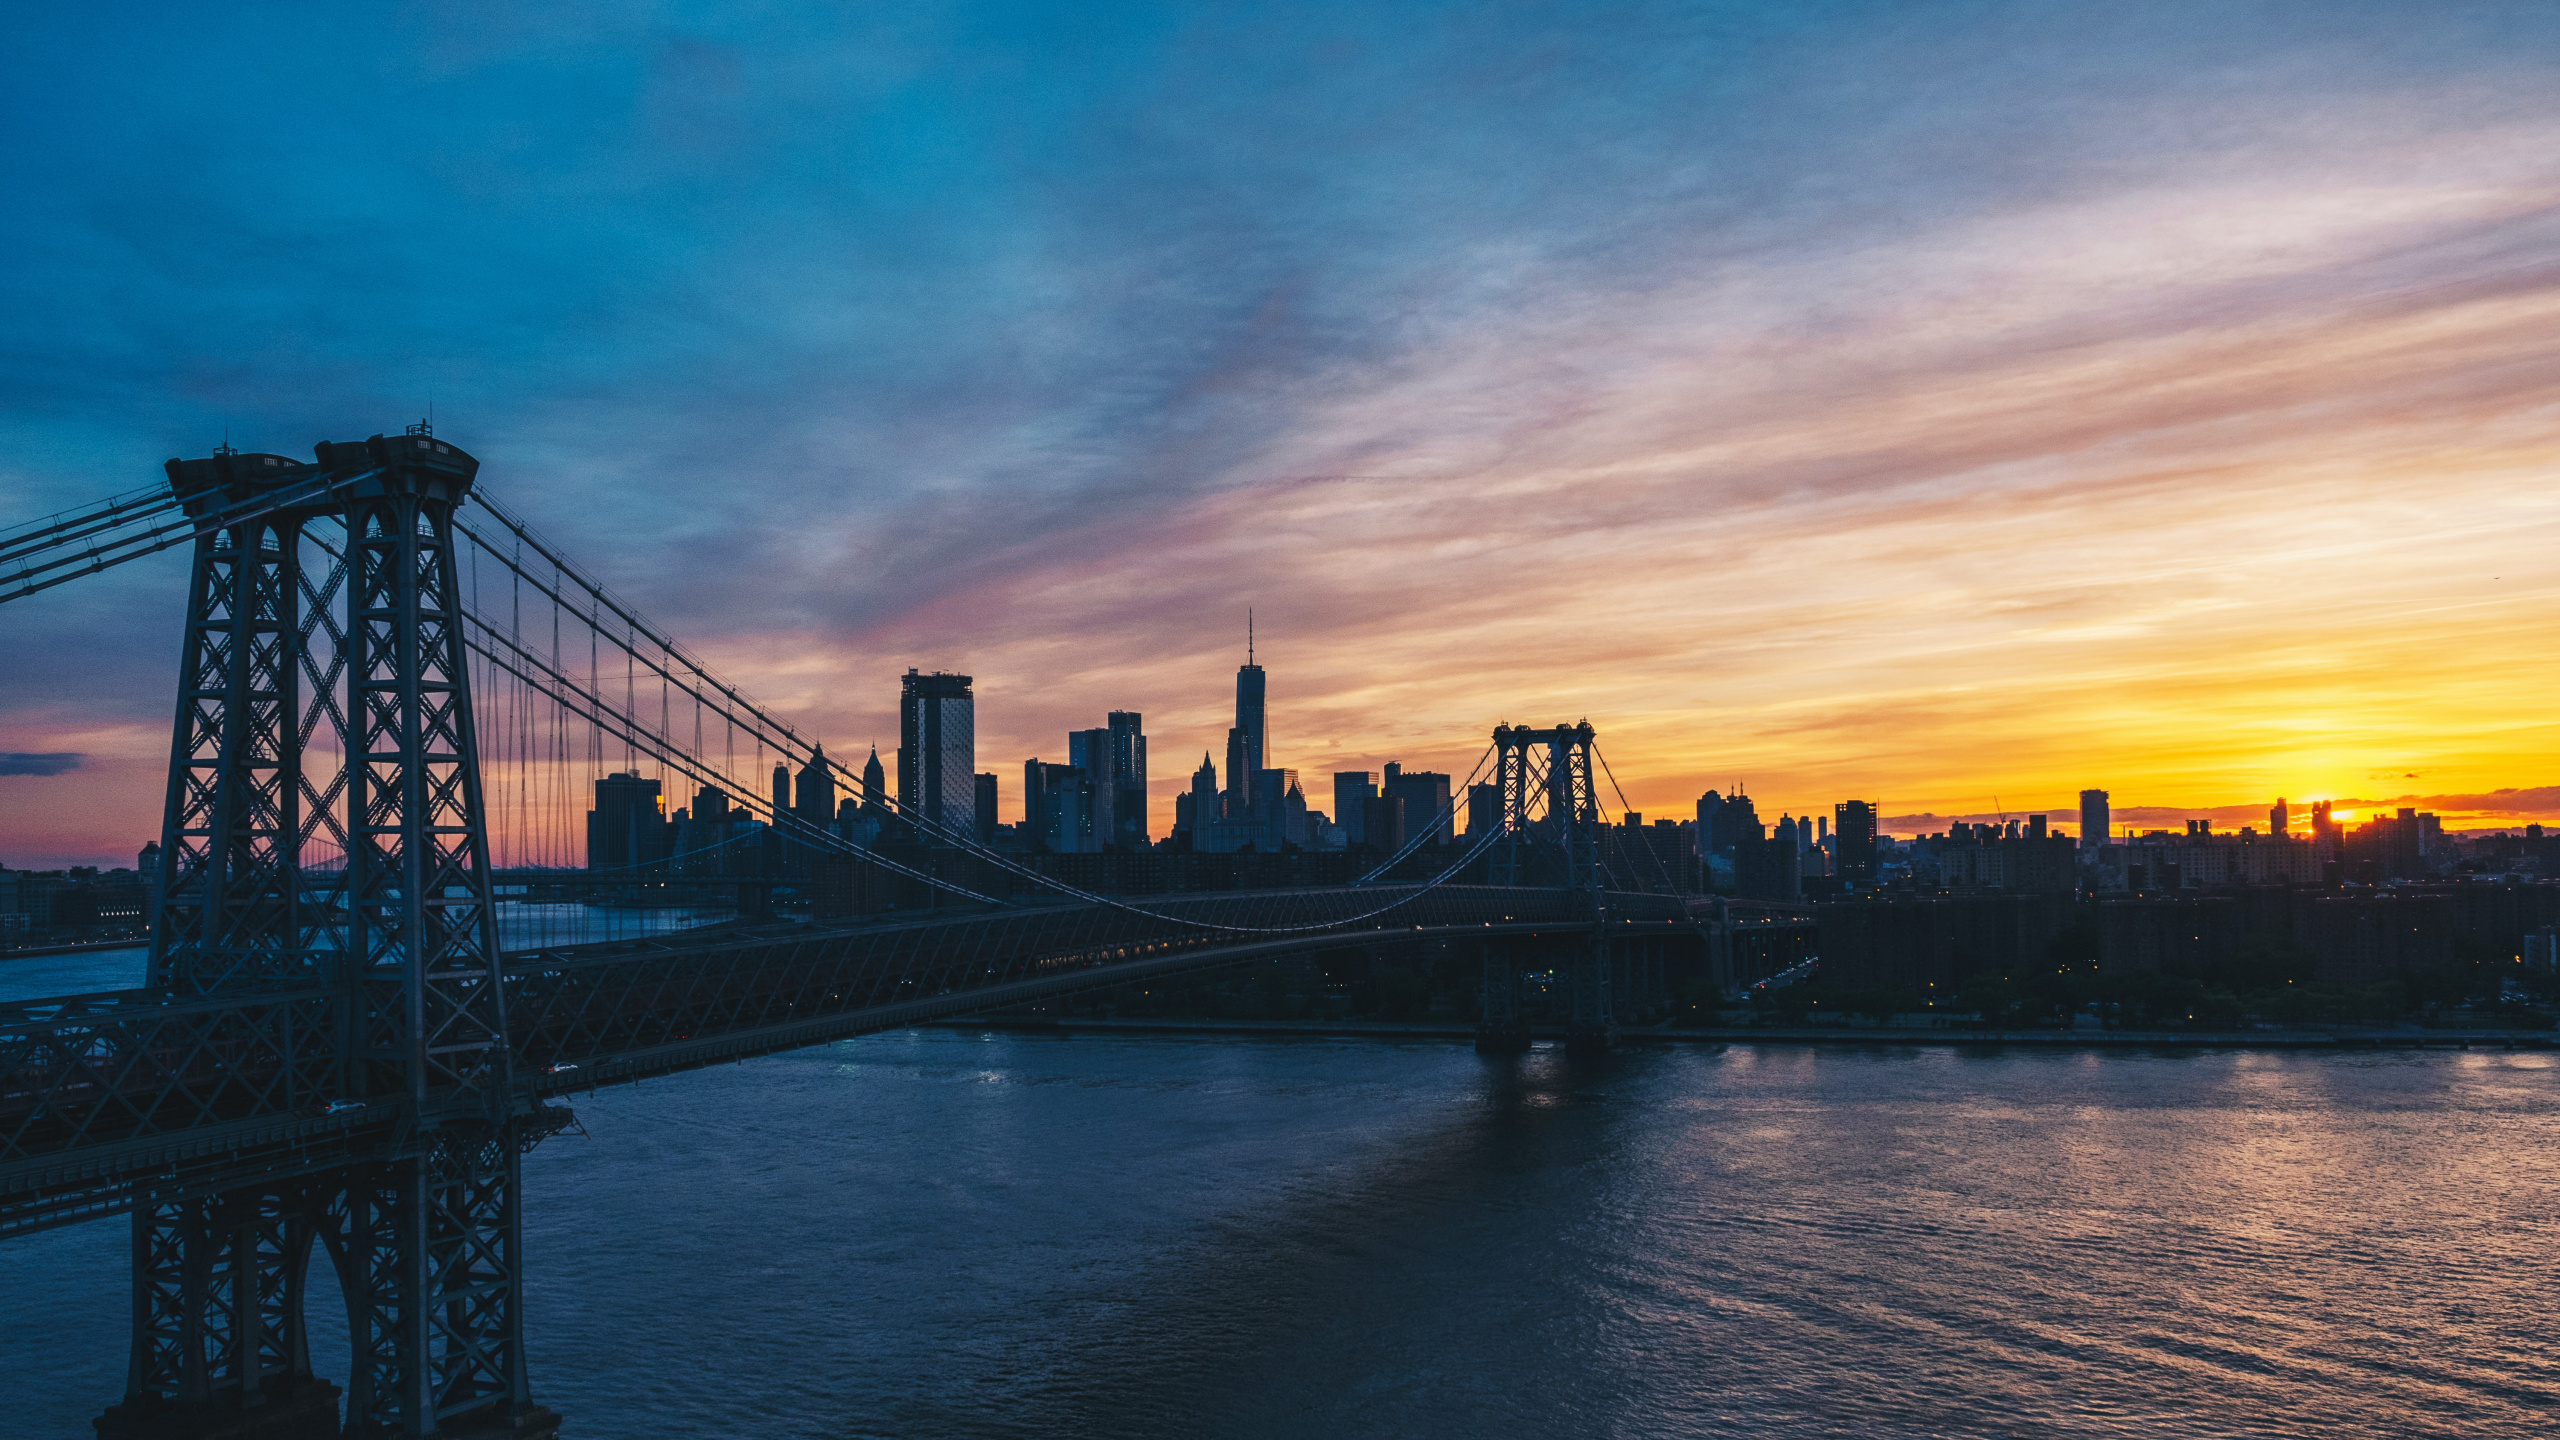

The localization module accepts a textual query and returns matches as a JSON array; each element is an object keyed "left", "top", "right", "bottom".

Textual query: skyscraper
[
  {"left": 1023, "top": 759, "right": 1095, "bottom": 853},
  {"left": 2079, "top": 789, "right": 2110, "bottom": 849},
  {"left": 1384, "top": 769, "right": 1453, "bottom": 844},
  {"left": 793, "top": 745, "right": 835, "bottom": 829},
  {"left": 974, "top": 773, "right": 998, "bottom": 845},
  {"left": 1227, "top": 623, "right": 1266, "bottom": 817},
  {"left": 899, "top": 669, "right": 976, "bottom": 841},
  {"left": 1107, "top": 711, "right": 1147, "bottom": 847},
  {"left": 1334, "top": 772, "right": 1375, "bottom": 844},
  {"left": 860, "top": 746, "right": 887, "bottom": 817},
  {"left": 587, "top": 772, "right": 669, "bottom": 872},
  {"left": 1173, "top": 753, "right": 1216, "bottom": 844},
  {"left": 2271, "top": 798, "right": 2290, "bottom": 837},
  {"left": 1835, "top": 800, "right": 1878, "bottom": 885},
  {"left": 1069, "top": 726, "right": 1117, "bottom": 844}
]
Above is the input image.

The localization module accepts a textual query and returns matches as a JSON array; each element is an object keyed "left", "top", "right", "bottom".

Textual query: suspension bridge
[{"left": 0, "top": 430, "right": 1812, "bottom": 1438}]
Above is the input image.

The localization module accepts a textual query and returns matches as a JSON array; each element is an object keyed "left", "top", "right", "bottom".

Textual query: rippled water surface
[{"left": 8, "top": 1003, "right": 2557, "bottom": 1437}]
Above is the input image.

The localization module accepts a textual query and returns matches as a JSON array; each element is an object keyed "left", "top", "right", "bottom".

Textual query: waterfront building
[{"left": 899, "top": 669, "right": 976, "bottom": 841}]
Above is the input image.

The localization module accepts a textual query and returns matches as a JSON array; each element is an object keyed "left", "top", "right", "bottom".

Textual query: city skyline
[
  {"left": 4, "top": 3, "right": 2558, "bottom": 866},
  {"left": 3, "top": 608, "right": 2557, "bottom": 868}
]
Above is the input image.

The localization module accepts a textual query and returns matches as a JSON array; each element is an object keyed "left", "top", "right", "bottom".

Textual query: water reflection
[{"left": 6, "top": 1031, "right": 2556, "bottom": 1438}]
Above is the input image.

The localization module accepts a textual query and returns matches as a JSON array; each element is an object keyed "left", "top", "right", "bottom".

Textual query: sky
[{"left": 2, "top": 0, "right": 2557, "bottom": 869}]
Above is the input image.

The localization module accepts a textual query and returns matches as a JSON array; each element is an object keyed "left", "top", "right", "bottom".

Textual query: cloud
[{"left": 0, "top": 752, "right": 84, "bottom": 777}]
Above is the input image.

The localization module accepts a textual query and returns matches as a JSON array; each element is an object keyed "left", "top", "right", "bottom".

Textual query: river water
[{"left": 6, "top": 932, "right": 2558, "bottom": 1437}]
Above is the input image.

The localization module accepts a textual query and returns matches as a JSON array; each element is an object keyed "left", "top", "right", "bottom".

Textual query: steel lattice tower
[
  {"left": 103, "top": 430, "right": 559, "bottom": 1440},
  {"left": 1480, "top": 723, "right": 1616, "bottom": 1054}
]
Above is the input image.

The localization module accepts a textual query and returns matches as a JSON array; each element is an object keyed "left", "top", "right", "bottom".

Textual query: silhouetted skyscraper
[
  {"left": 899, "top": 669, "right": 976, "bottom": 841},
  {"left": 1174, "top": 753, "right": 1217, "bottom": 843},
  {"left": 1334, "top": 772, "right": 1376, "bottom": 844},
  {"left": 588, "top": 771, "right": 669, "bottom": 872},
  {"left": 1229, "top": 623, "right": 1266, "bottom": 816},
  {"left": 1362, "top": 794, "right": 1407, "bottom": 855},
  {"left": 1024, "top": 759, "right": 1095, "bottom": 853},
  {"left": 794, "top": 745, "right": 836, "bottom": 829},
  {"left": 1069, "top": 727, "right": 1117, "bottom": 844},
  {"left": 860, "top": 746, "right": 887, "bottom": 816},
  {"left": 1384, "top": 769, "right": 1452, "bottom": 844},
  {"left": 1107, "top": 711, "right": 1147, "bottom": 846},
  {"left": 1835, "top": 800, "right": 1878, "bottom": 885},
  {"left": 2080, "top": 789, "right": 2110, "bottom": 849},
  {"left": 974, "top": 773, "right": 998, "bottom": 845},
  {"left": 2271, "top": 798, "right": 2289, "bottom": 837}
]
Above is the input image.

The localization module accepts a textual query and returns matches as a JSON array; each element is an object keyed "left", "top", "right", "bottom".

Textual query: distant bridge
[{"left": 0, "top": 432, "right": 1811, "bottom": 1438}]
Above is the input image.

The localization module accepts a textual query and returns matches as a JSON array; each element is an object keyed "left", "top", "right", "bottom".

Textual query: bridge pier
[
  {"left": 94, "top": 1136, "right": 564, "bottom": 1440},
  {"left": 1474, "top": 943, "right": 1530, "bottom": 1053},
  {"left": 1564, "top": 933, "right": 1617, "bottom": 1056}
]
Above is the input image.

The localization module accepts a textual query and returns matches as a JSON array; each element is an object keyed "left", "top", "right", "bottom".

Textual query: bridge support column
[
  {"left": 1565, "top": 932, "right": 1617, "bottom": 1056},
  {"left": 97, "top": 1186, "right": 341, "bottom": 1440},
  {"left": 1474, "top": 943, "right": 1529, "bottom": 1053}
]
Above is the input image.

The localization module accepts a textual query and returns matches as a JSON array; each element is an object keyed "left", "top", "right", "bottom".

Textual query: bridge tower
[
  {"left": 1480, "top": 723, "right": 1616, "bottom": 1055},
  {"left": 101, "top": 431, "right": 559, "bottom": 1440}
]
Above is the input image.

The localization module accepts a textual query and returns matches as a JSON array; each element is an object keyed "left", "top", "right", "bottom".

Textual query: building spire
[{"left": 1248, "top": 607, "right": 1254, "bottom": 665}]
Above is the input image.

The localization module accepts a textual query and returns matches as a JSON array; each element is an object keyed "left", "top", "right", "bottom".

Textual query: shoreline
[
  {"left": 924, "top": 1015, "right": 2558, "bottom": 1050},
  {"left": 0, "top": 940, "right": 147, "bottom": 960}
]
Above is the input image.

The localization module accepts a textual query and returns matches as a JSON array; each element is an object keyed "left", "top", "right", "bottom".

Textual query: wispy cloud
[{"left": 0, "top": 752, "right": 84, "bottom": 777}]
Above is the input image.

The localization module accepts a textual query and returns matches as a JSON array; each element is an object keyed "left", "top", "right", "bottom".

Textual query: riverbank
[
  {"left": 928, "top": 1015, "right": 2558, "bottom": 1049},
  {"left": 0, "top": 939, "right": 146, "bottom": 960}
]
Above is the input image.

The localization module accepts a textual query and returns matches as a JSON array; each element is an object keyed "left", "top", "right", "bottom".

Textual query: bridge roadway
[{"left": 2, "top": 884, "right": 1732, "bottom": 1239}]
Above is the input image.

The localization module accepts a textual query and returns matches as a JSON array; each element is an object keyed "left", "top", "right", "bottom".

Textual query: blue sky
[{"left": 5, "top": 1, "right": 2558, "bottom": 865}]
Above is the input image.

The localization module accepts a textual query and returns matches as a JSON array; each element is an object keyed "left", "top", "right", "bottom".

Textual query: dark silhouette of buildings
[
  {"left": 1835, "top": 800, "right": 1879, "bottom": 886},
  {"left": 1107, "top": 711, "right": 1147, "bottom": 846},
  {"left": 1334, "top": 771, "right": 1374, "bottom": 845},
  {"left": 1362, "top": 794, "right": 1407, "bottom": 854},
  {"left": 1382, "top": 764, "right": 1453, "bottom": 845},
  {"left": 793, "top": 745, "right": 836, "bottom": 830},
  {"left": 899, "top": 670, "right": 976, "bottom": 841},
  {"left": 587, "top": 771, "right": 670, "bottom": 872},
  {"left": 1024, "top": 759, "right": 1096, "bottom": 853},
  {"left": 2080, "top": 788, "right": 2110, "bottom": 848},
  {"left": 1173, "top": 753, "right": 1217, "bottom": 845}
]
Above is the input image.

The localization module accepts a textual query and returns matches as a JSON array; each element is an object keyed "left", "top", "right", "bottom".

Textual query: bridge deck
[{"left": 1, "top": 886, "right": 1772, "bottom": 1236}]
